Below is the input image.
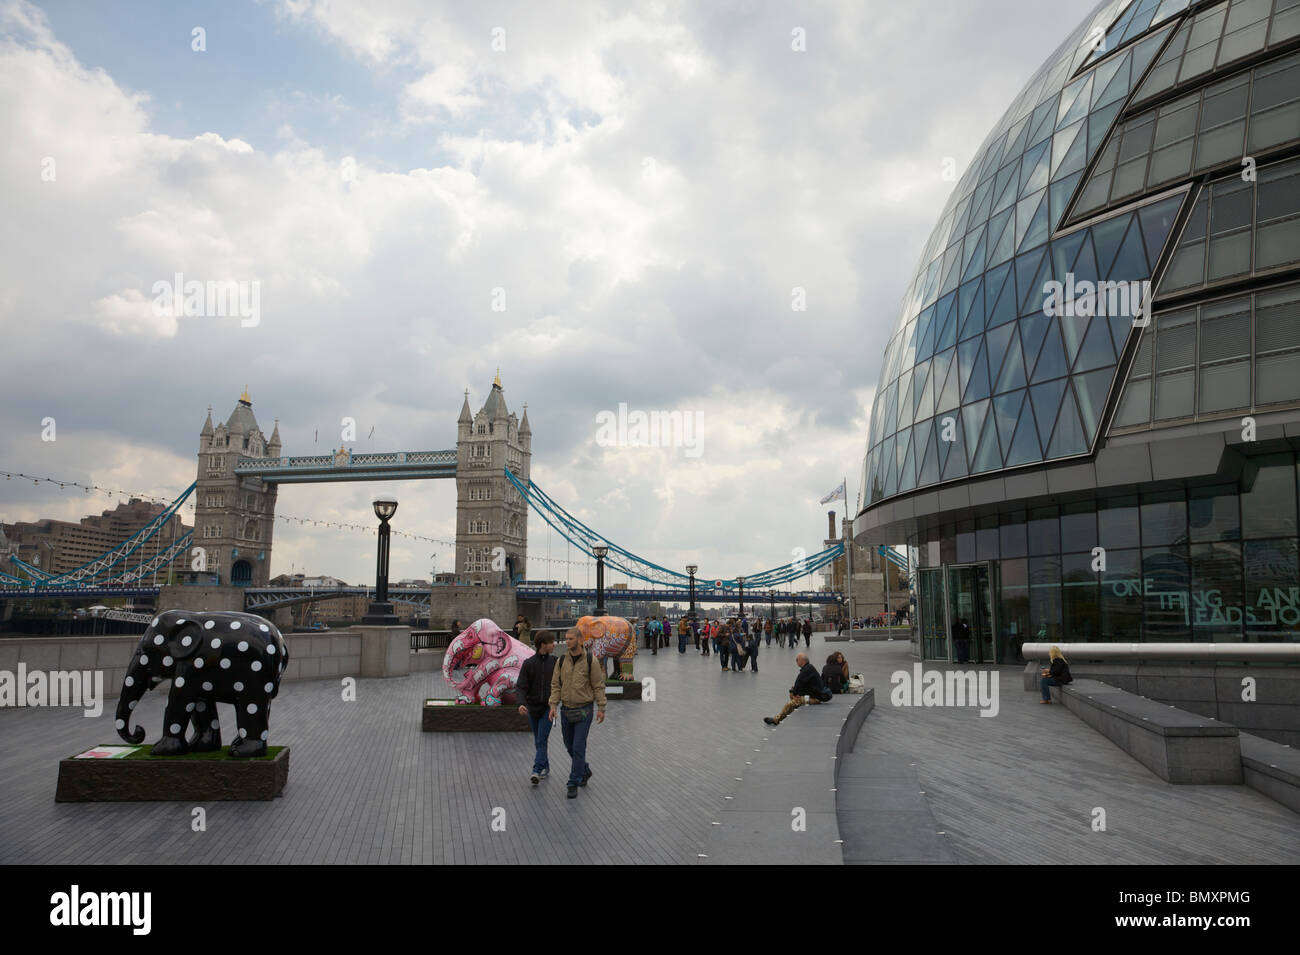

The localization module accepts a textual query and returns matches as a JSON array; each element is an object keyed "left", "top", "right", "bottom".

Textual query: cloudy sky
[{"left": 0, "top": 0, "right": 1103, "bottom": 590}]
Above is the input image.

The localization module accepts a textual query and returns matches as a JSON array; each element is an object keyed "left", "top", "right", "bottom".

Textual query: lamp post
[
  {"left": 769, "top": 590, "right": 775, "bottom": 624},
  {"left": 593, "top": 542, "right": 608, "bottom": 617},
  {"left": 362, "top": 495, "right": 399, "bottom": 624},
  {"left": 686, "top": 564, "right": 698, "bottom": 622},
  {"left": 736, "top": 576, "right": 746, "bottom": 621}
]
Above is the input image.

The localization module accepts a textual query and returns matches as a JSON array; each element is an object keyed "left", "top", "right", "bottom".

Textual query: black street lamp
[
  {"left": 686, "top": 564, "right": 698, "bottom": 621},
  {"left": 769, "top": 590, "right": 775, "bottom": 623},
  {"left": 736, "top": 576, "right": 746, "bottom": 620},
  {"left": 593, "top": 542, "right": 608, "bottom": 617},
  {"left": 363, "top": 494, "right": 399, "bottom": 624}
]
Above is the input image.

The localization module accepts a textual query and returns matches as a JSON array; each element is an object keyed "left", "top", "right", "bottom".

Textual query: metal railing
[{"left": 1021, "top": 642, "right": 1300, "bottom": 663}]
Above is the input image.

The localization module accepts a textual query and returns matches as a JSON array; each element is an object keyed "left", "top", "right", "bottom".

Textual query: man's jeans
[
  {"left": 679, "top": 633, "right": 688, "bottom": 653},
  {"left": 527, "top": 712, "right": 552, "bottom": 774},
  {"left": 560, "top": 705, "right": 594, "bottom": 787}
]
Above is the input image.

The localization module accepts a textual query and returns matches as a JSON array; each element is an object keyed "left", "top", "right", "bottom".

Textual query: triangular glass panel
[
  {"left": 962, "top": 223, "right": 986, "bottom": 273},
  {"left": 1027, "top": 95, "right": 1059, "bottom": 148},
  {"left": 1005, "top": 402, "right": 1043, "bottom": 467},
  {"left": 994, "top": 329, "right": 1027, "bottom": 394},
  {"left": 895, "top": 370, "right": 914, "bottom": 429},
  {"left": 1001, "top": 115, "right": 1032, "bottom": 166},
  {"left": 961, "top": 229, "right": 988, "bottom": 284},
  {"left": 939, "top": 242, "right": 964, "bottom": 297},
  {"left": 1087, "top": 100, "right": 1124, "bottom": 155},
  {"left": 1090, "top": 212, "right": 1132, "bottom": 275},
  {"left": 1019, "top": 141, "right": 1051, "bottom": 198},
  {"left": 1073, "top": 313, "right": 1116, "bottom": 372},
  {"left": 1062, "top": 313, "right": 1088, "bottom": 368},
  {"left": 984, "top": 321, "right": 1017, "bottom": 376},
  {"left": 986, "top": 206, "right": 1017, "bottom": 267},
  {"left": 969, "top": 176, "right": 995, "bottom": 226},
  {"left": 958, "top": 277, "right": 985, "bottom": 341},
  {"left": 986, "top": 262, "right": 1020, "bottom": 329},
  {"left": 1058, "top": 74, "right": 1094, "bottom": 130},
  {"left": 918, "top": 427, "right": 941, "bottom": 488},
  {"left": 1019, "top": 250, "right": 1053, "bottom": 316},
  {"left": 1131, "top": 22, "right": 1172, "bottom": 78},
  {"left": 1056, "top": 74, "right": 1088, "bottom": 128},
  {"left": 964, "top": 339, "right": 992, "bottom": 402},
  {"left": 1046, "top": 387, "right": 1088, "bottom": 457},
  {"left": 1029, "top": 378, "right": 1067, "bottom": 449},
  {"left": 1013, "top": 247, "right": 1046, "bottom": 314},
  {"left": 899, "top": 431, "right": 917, "bottom": 492},
  {"left": 917, "top": 362, "right": 936, "bottom": 420},
  {"left": 915, "top": 308, "right": 935, "bottom": 363},
  {"left": 1106, "top": 217, "right": 1150, "bottom": 285},
  {"left": 961, "top": 397, "right": 989, "bottom": 454},
  {"left": 912, "top": 359, "right": 930, "bottom": 414},
  {"left": 1089, "top": 51, "right": 1127, "bottom": 108},
  {"left": 1015, "top": 189, "right": 1045, "bottom": 250},
  {"left": 935, "top": 351, "right": 962, "bottom": 415},
  {"left": 1018, "top": 312, "right": 1050, "bottom": 369},
  {"left": 882, "top": 434, "right": 898, "bottom": 497},
  {"left": 1094, "top": 51, "right": 1132, "bottom": 109},
  {"left": 1053, "top": 121, "right": 1089, "bottom": 182},
  {"left": 1109, "top": 312, "right": 1138, "bottom": 357},
  {"left": 934, "top": 292, "right": 958, "bottom": 349},
  {"left": 991, "top": 160, "right": 1021, "bottom": 216},
  {"left": 1050, "top": 231, "right": 1087, "bottom": 285},
  {"left": 957, "top": 335, "right": 980, "bottom": 396},
  {"left": 942, "top": 415, "right": 970, "bottom": 480},
  {"left": 1019, "top": 195, "right": 1051, "bottom": 255},
  {"left": 1031, "top": 318, "right": 1070, "bottom": 382},
  {"left": 1074, "top": 366, "right": 1113, "bottom": 438},
  {"left": 1071, "top": 231, "right": 1100, "bottom": 287},
  {"left": 951, "top": 194, "right": 973, "bottom": 239},
  {"left": 1137, "top": 193, "right": 1184, "bottom": 267},
  {"left": 970, "top": 412, "right": 1001, "bottom": 474},
  {"left": 930, "top": 347, "right": 955, "bottom": 403},
  {"left": 992, "top": 389, "right": 1025, "bottom": 458},
  {"left": 1049, "top": 170, "right": 1082, "bottom": 228},
  {"left": 1050, "top": 120, "right": 1084, "bottom": 178}
]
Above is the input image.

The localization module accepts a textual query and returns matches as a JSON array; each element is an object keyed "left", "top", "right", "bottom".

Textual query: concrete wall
[{"left": 424, "top": 586, "right": 518, "bottom": 630}]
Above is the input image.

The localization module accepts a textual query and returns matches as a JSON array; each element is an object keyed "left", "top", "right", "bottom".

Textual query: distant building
[{"left": 4, "top": 498, "right": 191, "bottom": 581}]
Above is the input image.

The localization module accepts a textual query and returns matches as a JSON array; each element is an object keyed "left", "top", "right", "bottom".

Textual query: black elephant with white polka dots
[{"left": 115, "top": 610, "right": 289, "bottom": 758}]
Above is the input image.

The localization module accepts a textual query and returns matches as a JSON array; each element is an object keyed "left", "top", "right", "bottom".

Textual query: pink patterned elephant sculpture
[{"left": 442, "top": 618, "right": 535, "bottom": 705}]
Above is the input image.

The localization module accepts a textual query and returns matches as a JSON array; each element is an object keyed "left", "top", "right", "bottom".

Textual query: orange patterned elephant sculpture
[{"left": 570, "top": 614, "right": 637, "bottom": 681}]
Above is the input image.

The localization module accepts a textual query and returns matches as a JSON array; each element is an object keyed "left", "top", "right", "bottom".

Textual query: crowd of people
[{"left": 630, "top": 613, "right": 818, "bottom": 672}]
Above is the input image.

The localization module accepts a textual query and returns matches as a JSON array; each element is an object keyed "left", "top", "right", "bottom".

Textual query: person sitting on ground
[
  {"left": 1039, "top": 645, "right": 1073, "bottom": 703},
  {"left": 821, "top": 651, "right": 849, "bottom": 694},
  {"left": 763, "top": 652, "right": 829, "bottom": 725}
]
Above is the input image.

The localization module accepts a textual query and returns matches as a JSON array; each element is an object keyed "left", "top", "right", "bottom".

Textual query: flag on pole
[{"left": 819, "top": 480, "right": 846, "bottom": 505}]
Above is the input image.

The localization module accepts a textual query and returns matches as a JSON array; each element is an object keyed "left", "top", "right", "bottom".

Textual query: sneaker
[
  {"left": 530, "top": 772, "right": 540, "bottom": 786},
  {"left": 566, "top": 786, "right": 578, "bottom": 798},
  {"left": 763, "top": 716, "right": 777, "bottom": 725},
  {"left": 538, "top": 768, "right": 549, "bottom": 779}
]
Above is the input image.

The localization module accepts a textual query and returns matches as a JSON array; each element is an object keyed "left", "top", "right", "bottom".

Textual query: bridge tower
[
  {"left": 192, "top": 390, "right": 280, "bottom": 587},
  {"left": 455, "top": 373, "right": 530, "bottom": 585}
]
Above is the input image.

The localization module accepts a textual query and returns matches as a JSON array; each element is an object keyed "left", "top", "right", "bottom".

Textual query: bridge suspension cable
[{"left": 504, "top": 469, "right": 845, "bottom": 592}]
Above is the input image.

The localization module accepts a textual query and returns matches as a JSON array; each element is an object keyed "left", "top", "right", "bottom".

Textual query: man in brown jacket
[{"left": 548, "top": 627, "right": 608, "bottom": 798}]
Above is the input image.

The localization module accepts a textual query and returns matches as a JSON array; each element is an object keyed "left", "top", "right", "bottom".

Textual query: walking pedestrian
[
  {"left": 516, "top": 631, "right": 557, "bottom": 785},
  {"left": 548, "top": 627, "right": 607, "bottom": 798},
  {"left": 701, "top": 620, "right": 711, "bottom": 656},
  {"left": 718, "top": 622, "right": 731, "bottom": 671},
  {"left": 802, "top": 617, "right": 812, "bottom": 648}
]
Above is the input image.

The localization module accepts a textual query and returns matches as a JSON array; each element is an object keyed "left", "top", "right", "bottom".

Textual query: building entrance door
[
  {"left": 946, "top": 563, "right": 995, "bottom": 664},
  {"left": 918, "top": 567, "right": 947, "bottom": 659}
]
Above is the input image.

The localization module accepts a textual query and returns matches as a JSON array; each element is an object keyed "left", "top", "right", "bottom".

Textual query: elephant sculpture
[
  {"left": 442, "top": 618, "right": 533, "bottom": 705},
  {"left": 115, "top": 609, "right": 288, "bottom": 758},
  {"left": 572, "top": 614, "right": 637, "bottom": 681}
]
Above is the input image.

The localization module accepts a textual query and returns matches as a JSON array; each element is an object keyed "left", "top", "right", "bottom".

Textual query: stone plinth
[
  {"left": 55, "top": 746, "right": 290, "bottom": 801},
  {"left": 357, "top": 624, "right": 410, "bottom": 678},
  {"left": 422, "top": 700, "right": 531, "bottom": 732}
]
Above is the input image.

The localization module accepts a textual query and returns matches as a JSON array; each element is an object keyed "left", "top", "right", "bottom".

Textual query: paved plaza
[{"left": 1, "top": 635, "right": 1296, "bottom": 864}]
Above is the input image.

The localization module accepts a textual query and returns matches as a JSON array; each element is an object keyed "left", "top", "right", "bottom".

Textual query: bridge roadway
[{"left": 0, "top": 639, "right": 1294, "bottom": 864}]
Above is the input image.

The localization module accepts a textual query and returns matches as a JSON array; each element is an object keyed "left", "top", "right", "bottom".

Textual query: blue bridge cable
[
  {"left": 504, "top": 469, "right": 846, "bottom": 591},
  {"left": 7, "top": 481, "right": 197, "bottom": 587}
]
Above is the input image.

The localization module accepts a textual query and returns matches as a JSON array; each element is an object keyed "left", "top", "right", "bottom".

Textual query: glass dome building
[{"left": 854, "top": 0, "right": 1300, "bottom": 662}]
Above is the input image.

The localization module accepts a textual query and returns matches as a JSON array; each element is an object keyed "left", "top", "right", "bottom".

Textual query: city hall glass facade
[{"left": 856, "top": 0, "right": 1300, "bottom": 660}]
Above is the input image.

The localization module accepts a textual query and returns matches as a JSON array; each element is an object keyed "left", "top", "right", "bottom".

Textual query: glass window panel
[
  {"left": 1063, "top": 552, "right": 1101, "bottom": 639},
  {"left": 1211, "top": 182, "right": 1253, "bottom": 233},
  {"left": 1258, "top": 164, "right": 1300, "bottom": 223},
  {"left": 1256, "top": 217, "right": 1300, "bottom": 269},
  {"left": 1241, "top": 454, "right": 1299, "bottom": 538},
  {"left": 1179, "top": 41, "right": 1219, "bottom": 82},
  {"left": 977, "top": 515, "right": 999, "bottom": 561},
  {"left": 1100, "top": 547, "right": 1143, "bottom": 640},
  {"left": 1200, "top": 76, "right": 1250, "bottom": 128},
  {"left": 1142, "top": 490, "right": 1188, "bottom": 546},
  {"left": 1029, "top": 555, "right": 1063, "bottom": 642},
  {"left": 1199, "top": 361, "right": 1251, "bottom": 412},
  {"left": 1217, "top": 21, "right": 1269, "bottom": 65},
  {"left": 1075, "top": 172, "right": 1112, "bottom": 214},
  {"left": 997, "top": 558, "right": 1030, "bottom": 662},
  {"left": 1161, "top": 241, "right": 1206, "bottom": 290},
  {"left": 1254, "top": 281, "right": 1300, "bottom": 351},
  {"left": 1248, "top": 101, "right": 1300, "bottom": 151},
  {"left": 1194, "top": 122, "right": 1245, "bottom": 171},
  {"left": 1061, "top": 500, "right": 1098, "bottom": 552},
  {"left": 1256, "top": 351, "right": 1300, "bottom": 404},
  {"left": 956, "top": 520, "right": 976, "bottom": 563},
  {"left": 1156, "top": 317, "right": 1196, "bottom": 370},
  {"left": 1189, "top": 484, "right": 1241, "bottom": 542},
  {"left": 1119, "top": 118, "right": 1156, "bottom": 162},
  {"left": 1113, "top": 377, "right": 1152, "bottom": 427},
  {"left": 1155, "top": 370, "right": 1195, "bottom": 418},
  {"left": 1199, "top": 298, "right": 1249, "bottom": 362},
  {"left": 1154, "top": 98, "right": 1198, "bottom": 147},
  {"left": 1223, "top": 0, "right": 1270, "bottom": 33},
  {"left": 1101, "top": 495, "right": 1142, "bottom": 550},
  {"left": 1190, "top": 542, "right": 1243, "bottom": 640},
  {"left": 1271, "top": 4, "right": 1300, "bottom": 44},
  {"left": 1208, "top": 231, "right": 1251, "bottom": 280},
  {"left": 1111, "top": 157, "right": 1148, "bottom": 200},
  {"left": 1147, "top": 140, "right": 1194, "bottom": 184},
  {"left": 1142, "top": 544, "right": 1191, "bottom": 639},
  {"left": 1243, "top": 537, "right": 1300, "bottom": 640},
  {"left": 999, "top": 511, "right": 1028, "bottom": 559},
  {"left": 1028, "top": 505, "right": 1060, "bottom": 556}
]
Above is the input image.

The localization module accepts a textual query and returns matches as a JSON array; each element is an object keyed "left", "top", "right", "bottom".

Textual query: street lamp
[
  {"left": 736, "top": 576, "right": 746, "bottom": 620},
  {"left": 363, "top": 494, "right": 399, "bottom": 624},
  {"left": 769, "top": 590, "right": 776, "bottom": 623},
  {"left": 592, "top": 542, "right": 609, "bottom": 617},
  {"left": 686, "top": 564, "right": 698, "bottom": 622}
]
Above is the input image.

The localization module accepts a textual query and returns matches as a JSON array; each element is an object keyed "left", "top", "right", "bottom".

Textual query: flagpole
[{"left": 843, "top": 475, "right": 854, "bottom": 628}]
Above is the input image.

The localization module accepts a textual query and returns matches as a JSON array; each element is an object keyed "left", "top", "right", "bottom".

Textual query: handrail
[{"left": 1021, "top": 642, "right": 1300, "bottom": 662}]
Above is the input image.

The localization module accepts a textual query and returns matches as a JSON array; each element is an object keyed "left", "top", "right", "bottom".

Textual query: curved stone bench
[
  {"left": 698, "top": 689, "right": 874, "bottom": 865},
  {"left": 1046, "top": 679, "right": 1242, "bottom": 784},
  {"left": 1240, "top": 732, "right": 1300, "bottom": 813}
]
